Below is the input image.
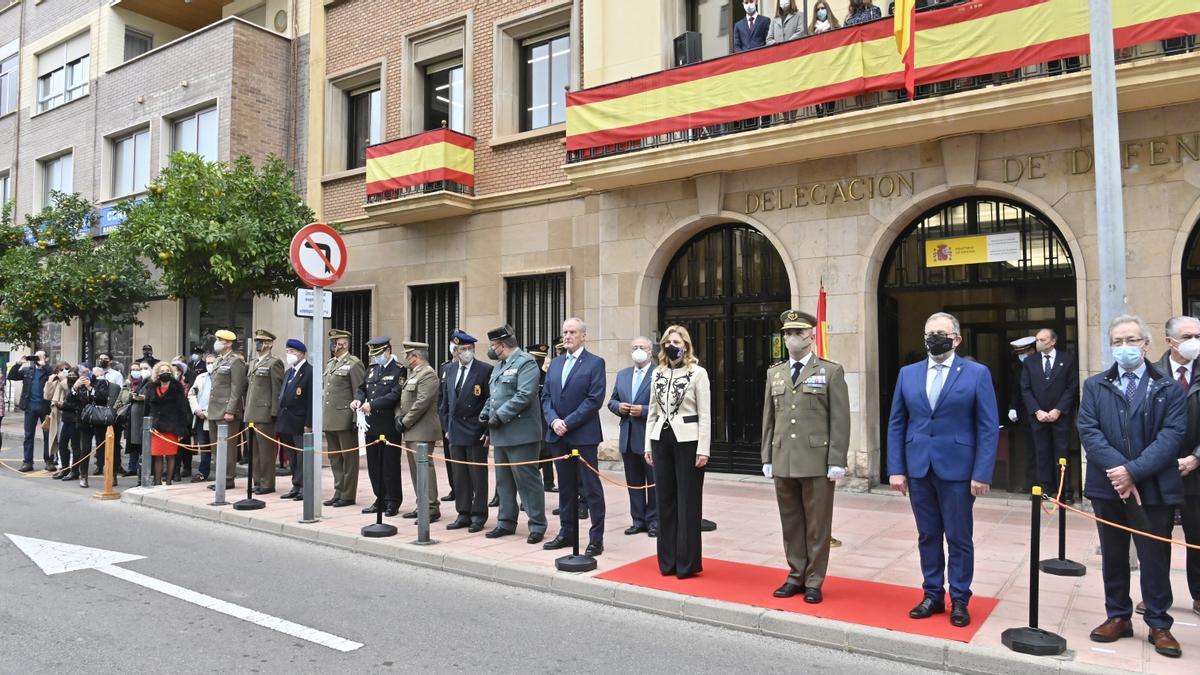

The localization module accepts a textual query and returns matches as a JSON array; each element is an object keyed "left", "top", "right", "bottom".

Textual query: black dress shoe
[
  {"left": 647, "top": 526, "right": 658, "bottom": 538},
  {"left": 625, "top": 525, "right": 647, "bottom": 535},
  {"left": 543, "top": 535, "right": 570, "bottom": 550},
  {"left": 322, "top": 498, "right": 337, "bottom": 506},
  {"left": 402, "top": 510, "right": 418, "bottom": 519},
  {"left": 446, "top": 518, "right": 470, "bottom": 530},
  {"left": 384, "top": 507, "right": 399, "bottom": 517},
  {"left": 257, "top": 488, "right": 275, "bottom": 495},
  {"left": 362, "top": 503, "right": 381, "bottom": 514},
  {"left": 485, "top": 527, "right": 515, "bottom": 539},
  {"left": 332, "top": 499, "right": 355, "bottom": 507},
  {"left": 428, "top": 512, "right": 441, "bottom": 523},
  {"left": 527, "top": 532, "right": 544, "bottom": 545},
  {"left": 280, "top": 490, "right": 300, "bottom": 499},
  {"left": 909, "top": 598, "right": 946, "bottom": 619},
  {"left": 441, "top": 493, "right": 456, "bottom": 502},
  {"left": 804, "top": 587, "right": 823, "bottom": 604},
  {"left": 701, "top": 518, "right": 717, "bottom": 532},
  {"left": 578, "top": 507, "right": 590, "bottom": 520},
  {"left": 773, "top": 582, "right": 804, "bottom": 598},
  {"left": 291, "top": 493, "right": 303, "bottom": 501},
  {"left": 467, "top": 523, "right": 484, "bottom": 533},
  {"left": 488, "top": 494, "right": 499, "bottom": 508},
  {"left": 584, "top": 542, "right": 604, "bottom": 557},
  {"left": 950, "top": 601, "right": 970, "bottom": 627}
]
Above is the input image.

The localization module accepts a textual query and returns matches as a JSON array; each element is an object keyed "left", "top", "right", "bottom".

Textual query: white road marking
[{"left": 5, "top": 533, "right": 363, "bottom": 652}]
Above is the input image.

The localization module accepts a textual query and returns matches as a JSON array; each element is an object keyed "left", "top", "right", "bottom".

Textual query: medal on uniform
[
  {"left": 474, "top": 384, "right": 481, "bottom": 396},
  {"left": 296, "top": 387, "right": 302, "bottom": 396}
]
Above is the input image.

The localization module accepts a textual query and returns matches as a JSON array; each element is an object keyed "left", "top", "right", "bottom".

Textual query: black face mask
[
  {"left": 925, "top": 335, "right": 955, "bottom": 357},
  {"left": 98, "top": 359, "right": 110, "bottom": 368},
  {"left": 143, "top": 349, "right": 153, "bottom": 358},
  {"left": 158, "top": 372, "right": 173, "bottom": 383},
  {"left": 664, "top": 344, "right": 684, "bottom": 362}
]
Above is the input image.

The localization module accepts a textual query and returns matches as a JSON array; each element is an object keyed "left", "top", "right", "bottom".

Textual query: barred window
[
  {"left": 410, "top": 283, "right": 459, "bottom": 367},
  {"left": 505, "top": 273, "right": 566, "bottom": 350}
]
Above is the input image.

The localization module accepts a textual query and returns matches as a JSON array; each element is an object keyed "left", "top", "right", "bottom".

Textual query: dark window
[
  {"left": 36, "top": 321, "right": 63, "bottom": 367},
  {"left": 1181, "top": 218, "right": 1200, "bottom": 316},
  {"left": 410, "top": 283, "right": 459, "bottom": 367},
  {"left": 124, "top": 29, "right": 153, "bottom": 61},
  {"left": 424, "top": 63, "right": 464, "bottom": 132},
  {"left": 506, "top": 273, "right": 567, "bottom": 349},
  {"left": 332, "top": 289, "right": 372, "bottom": 363},
  {"left": 345, "top": 87, "right": 380, "bottom": 170},
  {"left": 81, "top": 318, "right": 134, "bottom": 375},
  {"left": 182, "top": 297, "right": 253, "bottom": 357},
  {"left": 686, "top": 0, "right": 733, "bottom": 60},
  {"left": 520, "top": 33, "right": 570, "bottom": 131}
]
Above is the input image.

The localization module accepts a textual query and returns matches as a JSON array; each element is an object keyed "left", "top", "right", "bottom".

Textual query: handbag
[{"left": 82, "top": 403, "right": 117, "bottom": 427}]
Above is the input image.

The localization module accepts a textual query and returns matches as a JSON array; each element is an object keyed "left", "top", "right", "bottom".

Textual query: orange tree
[
  {"left": 0, "top": 193, "right": 155, "bottom": 347},
  {"left": 112, "top": 153, "right": 315, "bottom": 331}
]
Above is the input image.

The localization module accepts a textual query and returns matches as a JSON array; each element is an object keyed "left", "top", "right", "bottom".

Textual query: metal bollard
[
  {"left": 362, "top": 435, "right": 397, "bottom": 538},
  {"left": 301, "top": 432, "right": 317, "bottom": 523},
  {"left": 412, "top": 443, "right": 437, "bottom": 545},
  {"left": 555, "top": 450, "right": 597, "bottom": 572},
  {"left": 211, "top": 424, "right": 229, "bottom": 506},
  {"left": 233, "top": 423, "right": 265, "bottom": 511},
  {"left": 1001, "top": 486, "right": 1066, "bottom": 655},
  {"left": 93, "top": 427, "right": 119, "bottom": 501},
  {"left": 140, "top": 416, "right": 152, "bottom": 488}
]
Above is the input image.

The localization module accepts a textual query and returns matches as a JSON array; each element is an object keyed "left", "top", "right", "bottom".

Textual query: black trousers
[
  {"left": 449, "top": 444, "right": 488, "bottom": 525},
  {"left": 366, "top": 427, "right": 403, "bottom": 508},
  {"left": 550, "top": 443, "right": 606, "bottom": 544},
  {"left": 1092, "top": 498, "right": 1174, "bottom": 629},
  {"left": 77, "top": 424, "right": 101, "bottom": 476},
  {"left": 58, "top": 419, "right": 79, "bottom": 472},
  {"left": 539, "top": 441, "right": 555, "bottom": 488},
  {"left": 652, "top": 425, "right": 703, "bottom": 578},
  {"left": 1027, "top": 417, "right": 1071, "bottom": 495},
  {"left": 1182, "top": 495, "right": 1200, "bottom": 601},
  {"left": 284, "top": 434, "right": 305, "bottom": 488}
]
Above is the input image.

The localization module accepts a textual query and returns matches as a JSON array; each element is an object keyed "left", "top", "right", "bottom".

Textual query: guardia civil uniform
[
  {"left": 244, "top": 329, "right": 285, "bottom": 493},
  {"left": 324, "top": 329, "right": 366, "bottom": 506},
  {"left": 355, "top": 336, "right": 406, "bottom": 515},
  {"left": 208, "top": 329, "right": 248, "bottom": 489},
  {"left": 761, "top": 310, "right": 850, "bottom": 601}
]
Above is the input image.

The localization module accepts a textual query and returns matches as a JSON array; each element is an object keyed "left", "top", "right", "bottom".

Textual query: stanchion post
[
  {"left": 1002, "top": 486, "right": 1067, "bottom": 656},
  {"left": 412, "top": 443, "right": 437, "bottom": 546},
  {"left": 93, "top": 427, "right": 119, "bottom": 500},
  {"left": 300, "top": 432, "right": 317, "bottom": 523},
  {"left": 1040, "top": 459, "right": 1086, "bottom": 577},
  {"left": 140, "top": 416, "right": 152, "bottom": 488},
  {"left": 555, "top": 450, "right": 597, "bottom": 573},
  {"left": 363, "top": 436, "right": 397, "bottom": 538},
  {"left": 234, "top": 423, "right": 265, "bottom": 511},
  {"left": 211, "top": 423, "right": 229, "bottom": 506}
]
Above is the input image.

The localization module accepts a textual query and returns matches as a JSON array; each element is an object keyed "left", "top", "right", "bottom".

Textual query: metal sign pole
[
  {"left": 301, "top": 432, "right": 316, "bottom": 523},
  {"left": 309, "top": 285, "right": 325, "bottom": 520}
]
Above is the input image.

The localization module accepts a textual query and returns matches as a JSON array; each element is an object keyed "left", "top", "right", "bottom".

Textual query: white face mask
[
  {"left": 1178, "top": 337, "right": 1200, "bottom": 362},
  {"left": 744, "top": 2, "right": 756, "bottom": 15},
  {"left": 780, "top": 0, "right": 790, "bottom": 10},
  {"left": 213, "top": 339, "right": 225, "bottom": 352},
  {"left": 140, "top": 368, "right": 152, "bottom": 377},
  {"left": 206, "top": 362, "right": 216, "bottom": 373},
  {"left": 784, "top": 334, "right": 812, "bottom": 353},
  {"left": 285, "top": 353, "right": 299, "bottom": 367},
  {"left": 457, "top": 349, "right": 475, "bottom": 365},
  {"left": 631, "top": 348, "right": 649, "bottom": 365}
]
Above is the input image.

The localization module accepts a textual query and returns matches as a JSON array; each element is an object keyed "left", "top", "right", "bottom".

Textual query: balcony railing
[
  {"left": 565, "top": 0, "right": 1200, "bottom": 163},
  {"left": 365, "top": 129, "right": 476, "bottom": 205}
]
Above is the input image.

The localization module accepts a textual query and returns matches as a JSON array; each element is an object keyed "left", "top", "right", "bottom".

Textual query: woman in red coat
[{"left": 147, "top": 362, "right": 191, "bottom": 485}]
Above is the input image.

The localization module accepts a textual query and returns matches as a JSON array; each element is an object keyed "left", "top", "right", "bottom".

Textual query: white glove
[
  {"left": 1007, "top": 409, "right": 1018, "bottom": 423},
  {"left": 762, "top": 464, "right": 773, "bottom": 479},
  {"left": 355, "top": 409, "right": 369, "bottom": 433},
  {"left": 826, "top": 466, "right": 846, "bottom": 481}
]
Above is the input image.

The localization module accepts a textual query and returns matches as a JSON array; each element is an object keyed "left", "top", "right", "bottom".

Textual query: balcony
[
  {"left": 362, "top": 129, "right": 477, "bottom": 226},
  {"left": 563, "top": 1, "right": 1200, "bottom": 191},
  {"left": 110, "top": 0, "right": 234, "bottom": 31}
]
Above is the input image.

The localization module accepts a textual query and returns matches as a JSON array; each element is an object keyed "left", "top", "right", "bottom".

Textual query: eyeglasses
[
  {"left": 1173, "top": 334, "right": 1200, "bottom": 341},
  {"left": 1110, "top": 337, "right": 1146, "bottom": 347}
]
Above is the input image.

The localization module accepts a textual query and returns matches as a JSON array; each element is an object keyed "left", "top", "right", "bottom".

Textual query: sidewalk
[{"left": 100, "top": 446, "right": 1195, "bottom": 675}]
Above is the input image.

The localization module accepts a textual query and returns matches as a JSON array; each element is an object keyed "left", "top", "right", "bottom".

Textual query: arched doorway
[
  {"left": 878, "top": 197, "right": 1078, "bottom": 492},
  {"left": 1181, "top": 218, "right": 1200, "bottom": 315},
  {"left": 659, "top": 224, "right": 790, "bottom": 474}
]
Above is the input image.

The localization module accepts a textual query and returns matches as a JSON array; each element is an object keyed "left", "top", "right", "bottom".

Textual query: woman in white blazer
[{"left": 645, "top": 325, "right": 711, "bottom": 578}]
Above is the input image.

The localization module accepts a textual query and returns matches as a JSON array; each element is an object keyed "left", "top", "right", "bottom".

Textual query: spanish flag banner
[
  {"left": 815, "top": 285, "right": 829, "bottom": 359},
  {"left": 365, "top": 129, "right": 475, "bottom": 197},
  {"left": 565, "top": 0, "right": 1200, "bottom": 152},
  {"left": 894, "top": 0, "right": 916, "bottom": 99}
]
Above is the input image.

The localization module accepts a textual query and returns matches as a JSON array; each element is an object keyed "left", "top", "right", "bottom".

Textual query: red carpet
[{"left": 597, "top": 556, "right": 997, "bottom": 642}]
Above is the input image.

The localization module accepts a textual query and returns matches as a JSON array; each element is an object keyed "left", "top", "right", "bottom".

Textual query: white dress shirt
[{"left": 926, "top": 352, "right": 956, "bottom": 400}]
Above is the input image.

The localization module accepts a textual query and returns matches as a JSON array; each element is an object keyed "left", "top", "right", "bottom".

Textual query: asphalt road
[{"left": 0, "top": 468, "right": 944, "bottom": 674}]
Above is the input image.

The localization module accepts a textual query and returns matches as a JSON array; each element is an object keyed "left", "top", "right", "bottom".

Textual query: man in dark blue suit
[
  {"left": 277, "top": 339, "right": 313, "bottom": 501},
  {"left": 733, "top": 3, "right": 770, "bottom": 52},
  {"left": 887, "top": 312, "right": 998, "bottom": 628},
  {"left": 1078, "top": 314, "right": 1186, "bottom": 658},
  {"left": 438, "top": 330, "right": 493, "bottom": 532},
  {"left": 1019, "top": 328, "right": 1079, "bottom": 501},
  {"left": 607, "top": 336, "right": 657, "bottom": 537},
  {"left": 541, "top": 317, "right": 607, "bottom": 556}
]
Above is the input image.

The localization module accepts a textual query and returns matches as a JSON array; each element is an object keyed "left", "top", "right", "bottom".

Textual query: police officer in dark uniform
[{"left": 352, "top": 336, "right": 407, "bottom": 517}]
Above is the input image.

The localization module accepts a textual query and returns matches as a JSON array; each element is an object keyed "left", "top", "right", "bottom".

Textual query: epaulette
[
  {"left": 816, "top": 356, "right": 843, "bottom": 368},
  {"left": 769, "top": 360, "right": 786, "bottom": 368}
]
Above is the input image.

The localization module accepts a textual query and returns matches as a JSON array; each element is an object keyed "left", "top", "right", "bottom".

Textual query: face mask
[
  {"left": 486, "top": 347, "right": 499, "bottom": 361},
  {"left": 159, "top": 372, "right": 173, "bottom": 383},
  {"left": 817, "top": 8, "right": 828, "bottom": 20},
  {"left": 98, "top": 359, "right": 110, "bottom": 369},
  {"left": 743, "top": 2, "right": 756, "bottom": 15},
  {"left": 373, "top": 354, "right": 388, "bottom": 366},
  {"left": 131, "top": 371, "right": 143, "bottom": 380},
  {"left": 784, "top": 334, "right": 811, "bottom": 353},
  {"left": 1177, "top": 338, "right": 1200, "bottom": 362},
  {"left": 664, "top": 344, "right": 684, "bottom": 362},
  {"left": 213, "top": 340, "right": 224, "bottom": 352},
  {"left": 1017, "top": 353, "right": 1029, "bottom": 362},
  {"left": 140, "top": 367, "right": 152, "bottom": 376},
  {"left": 1036, "top": 340, "right": 1052, "bottom": 353},
  {"left": 458, "top": 349, "right": 475, "bottom": 365},
  {"left": 631, "top": 348, "right": 649, "bottom": 365},
  {"left": 285, "top": 353, "right": 299, "bottom": 367},
  {"left": 206, "top": 362, "right": 216, "bottom": 373},
  {"left": 143, "top": 349, "right": 153, "bottom": 358},
  {"left": 925, "top": 334, "right": 955, "bottom": 357},
  {"left": 190, "top": 353, "right": 200, "bottom": 362},
  {"left": 780, "top": 0, "right": 790, "bottom": 10},
  {"left": 1112, "top": 345, "right": 1143, "bottom": 369},
  {"left": 60, "top": 369, "right": 70, "bottom": 377}
]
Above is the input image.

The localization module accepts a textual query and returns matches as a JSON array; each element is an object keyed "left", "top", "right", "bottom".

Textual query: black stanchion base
[
  {"left": 1001, "top": 627, "right": 1067, "bottom": 656},
  {"left": 233, "top": 498, "right": 266, "bottom": 511},
  {"left": 362, "top": 522, "right": 397, "bottom": 538},
  {"left": 556, "top": 554, "right": 597, "bottom": 573},
  {"left": 1039, "top": 558, "right": 1086, "bottom": 577}
]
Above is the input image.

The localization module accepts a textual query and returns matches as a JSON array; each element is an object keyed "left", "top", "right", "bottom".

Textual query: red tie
[{"left": 1178, "top": 365, "right": 1189, "bottom": 393}]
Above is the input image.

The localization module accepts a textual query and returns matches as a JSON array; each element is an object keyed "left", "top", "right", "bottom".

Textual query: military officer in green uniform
[
  {"left": 761, "top": 310, "right": 850, "bottom": 604},
  {"left": 396, "top": 341, "right": 442, "bottom": 521},
  {"left": 324, "top": 328, "right": 366, "bottom": 507},
  {"left": 245, "top": 329, "right": 285, "bottom": 495},
  {"left": 208, "top": 329, "right": 248, "bottom": 490}
]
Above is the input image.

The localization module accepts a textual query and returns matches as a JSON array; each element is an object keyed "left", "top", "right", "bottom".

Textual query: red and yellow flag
[
  {"left": 365, "top": 129, "right": 475, "bottom": 197},
  {"left": 815, "top": 285, "right": 829, "bottom": 359},
  {"left": 894, "top": 0, "right": 916, "bottom": 99}
]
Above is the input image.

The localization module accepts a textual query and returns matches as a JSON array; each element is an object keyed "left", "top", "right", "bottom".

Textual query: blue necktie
[
  {"left": 561, "top": 354, "right": 575, "bottom": 387},
  {"left": 1123, "top": 372, "right": 1138, "bottom": 403},
  {"left": 929, "top": 364, "right": 946, "bottom": 408},
  {"left": 632, "top": 368, "right": 643, "bottom": 396}
]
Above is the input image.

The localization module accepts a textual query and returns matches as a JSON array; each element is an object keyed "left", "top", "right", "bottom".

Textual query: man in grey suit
[
  {"left": 607, "top": 336, "right": 657, "bottom": 537},
  {"left": 480, "top": 325, "right": 547, "bottom": 544}
]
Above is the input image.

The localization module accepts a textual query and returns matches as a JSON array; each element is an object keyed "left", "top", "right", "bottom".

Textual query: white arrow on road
[{"left": 5, "top": 533, "right": 363, "bottom": 653}]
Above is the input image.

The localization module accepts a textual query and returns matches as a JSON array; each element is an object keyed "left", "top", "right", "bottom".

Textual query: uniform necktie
[
  {"left": 1123, "top": 372, "right": 1138, "bottom": 403},
  {"left": 632, "top": 368, "right": 644, "bottom": 396},
  {"left": 791, "top": 362, "right": 802, "bottom": 385},
  {"left": 1178, "top": 365, "right": 1189, "bottom": 393},
  {"left": 561, "top": 354, "right": 575, "bottom": 387},
  {"left": 454, "top": 366, "right": 466, "bottom": 396},
  {"left": 929, "top": 363, "right": 946, "bottom": 408},
  {"left": 1043, "top": 354, "right": 1052, "bottom": 378}
]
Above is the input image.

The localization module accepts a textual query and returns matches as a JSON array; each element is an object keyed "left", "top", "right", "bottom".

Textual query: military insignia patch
[
  {"left": 296, "top": 387, "right": 302, "bottom": 397},
  {"left": 474, "top": 384, "right": 481, "bottom": 396}
]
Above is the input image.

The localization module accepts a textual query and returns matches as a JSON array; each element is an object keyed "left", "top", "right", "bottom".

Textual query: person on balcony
[
  {"left": 809, "top": 1, "right": 840, "bottom": 33},
  {"left": 733, "top": 3, "right": 770, "bottom": 52},
  {"left": 767, "top": 0, "right": 806, "bottom": 45},
  {"left": 844, "top": 0, "right": 882, "bottom": 26}
]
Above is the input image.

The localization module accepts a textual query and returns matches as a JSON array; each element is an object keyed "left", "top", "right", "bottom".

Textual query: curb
[{"left": 121, "top": 489, "right": 1122, "bottom": 674}]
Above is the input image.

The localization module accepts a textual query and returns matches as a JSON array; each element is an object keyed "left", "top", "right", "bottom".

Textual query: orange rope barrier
[
  {"left": 577, "top": 454, "right": 655, "bottom": 490},
  {"left": 250, "top": 425, "right": 378, "bottom": 455},
  {"left": 0, "top": 439, "right": 103, "bottom": 477},
  {"left": 382, "top": 439, "right": 566, "bottom": 468}
]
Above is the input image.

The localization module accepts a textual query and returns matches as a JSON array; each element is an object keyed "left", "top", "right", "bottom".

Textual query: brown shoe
[
  {"left": 1089, "top": 617, "right": 1133, "bottom": 643},
  {"left": 1148, "top": 628, "right": 1182, "bottom": 658}
]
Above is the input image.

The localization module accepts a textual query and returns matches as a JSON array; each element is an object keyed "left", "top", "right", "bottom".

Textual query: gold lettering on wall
[
  {"left": 740, "top": 172, "right": 915, "bottom": 214},
  {"left": 992, "top": 132, "right": 1200, "bottom": 183}
]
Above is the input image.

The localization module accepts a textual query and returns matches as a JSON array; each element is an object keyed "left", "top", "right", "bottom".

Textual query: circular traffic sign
[{"left": 290, "top": 223, "right": 347, "bottom": 288}]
